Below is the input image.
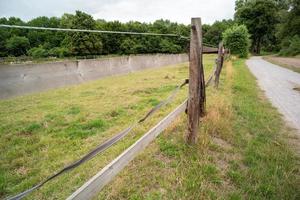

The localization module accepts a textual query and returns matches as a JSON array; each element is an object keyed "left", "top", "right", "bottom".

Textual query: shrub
[
  {"left": 27, "top": 46, "right": 48, "bottom": 58},
  {"left": 48, "top": 47, "right": 71, "bottom": 58},
  {"left": 279, "top": 35, "right": 300, "bottom": 56},
  {"left": 223, "top": 25, "right": 250, "bottom": 58},
  {"left": 6, "top": 36, "right": 30, "bottom": 56}
]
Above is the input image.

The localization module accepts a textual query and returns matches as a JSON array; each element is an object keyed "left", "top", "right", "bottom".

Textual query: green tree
[
  {"left": 120, "top": 38, "right": 138, "bottom": 54},
  {"left": 67, "top": 11, "right": 103, "bottom": 56},
  {"left": 223, "top": 25, "right": 250, "bottom": 58},
  {"left": 0, "top": 11, "right": 191, "bottom": 58},
  {"left": 279, "top": 35, "right": 300, "bottom": 56},
  {"left": 235, "top": 0, "right": 279, "bottom": 54},
  {"left": 277, "top": 0, "right": 300, "bottom": 54},
  {"left": 159, "top": 39, "right": 181, "bottom": 53},
  {"left": 203, "top": 20, "right": 234, "bottom": 46},
  {"left": 27, "top": 16, "right": 63, "bottom": 49},
  {"left": 96, "top": 20, "right": 123, "bottom": 54},
  {"left": 6, "top": 36, "right": 30, "bottom": 56},
  {"left": 0, "top": 18, "right": 10, "bottom": 56}
]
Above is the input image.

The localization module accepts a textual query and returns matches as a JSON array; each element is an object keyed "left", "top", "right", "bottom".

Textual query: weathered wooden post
[
  {"left": 214, "top": 42, "right": 224, "bottom": 88},
  {"left": 186, "top": 18, "right": 205, "bottom": 144}
]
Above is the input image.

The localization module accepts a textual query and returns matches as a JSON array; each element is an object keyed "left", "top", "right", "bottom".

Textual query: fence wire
[
  {"left": 0, "top": 24, "right": 218, "bottom": 48},
  {"left": 0, "top": 24, "right": 189, "bottom": 39}
]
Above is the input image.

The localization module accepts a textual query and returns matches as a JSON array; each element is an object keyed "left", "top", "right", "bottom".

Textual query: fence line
[
  {"left": 66, "top": 57, "right": 224, "bottom": 199},
  {"left": 6, "top": 79, "right": 188, "bottom": 200},
  {"left": 67, "top": 100, "right": 188, "bottom": 200},
  {"left": 4, "top": 17, "right": 226, "bottom": 200},
  {"left": 7, "top": 59, "right": 220, "bottom": 200}
]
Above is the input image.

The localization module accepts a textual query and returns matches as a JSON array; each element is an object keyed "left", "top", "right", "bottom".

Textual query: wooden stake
[
  {"left": 186, "top": 18, "right": 205, "bottom": 144},
  {"left": 214, "top": 42, "right": 224, "bottom": 88}
]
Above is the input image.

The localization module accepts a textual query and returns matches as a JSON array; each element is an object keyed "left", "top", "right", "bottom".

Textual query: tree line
[
  {"left": 0, "top": 11, "right": 191, "bottom": 58},
  {"left": 0, "top": 0, "right": 299, "bottom": 59}
]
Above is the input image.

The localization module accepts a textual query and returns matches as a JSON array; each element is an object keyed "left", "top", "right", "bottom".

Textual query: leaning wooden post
[
  {"left": 186, "top": 18, "right": 205, "bottom": 144},
  {"left": 214, "top": 42, "right": 224, "bottom": 88}
]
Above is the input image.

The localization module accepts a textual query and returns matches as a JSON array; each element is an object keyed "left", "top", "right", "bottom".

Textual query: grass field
[
  {"left": 97, "top": 59, "right": 299, "bottom": 200},
  {"left": 0, "top": 55, "right": 299, "bottom": 199}
]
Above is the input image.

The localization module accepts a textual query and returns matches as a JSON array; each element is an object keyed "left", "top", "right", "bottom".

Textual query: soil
[{"left": 264, "top": 56, "right": 300, "bottom": 69}]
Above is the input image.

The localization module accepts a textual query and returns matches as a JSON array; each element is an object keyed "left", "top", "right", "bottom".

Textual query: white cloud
[
  {"left": 93, "top": 0, "right": 235, "bottom": 24},
  {"left": 0, "top": 0, "right": 235, "bottom": 24}
]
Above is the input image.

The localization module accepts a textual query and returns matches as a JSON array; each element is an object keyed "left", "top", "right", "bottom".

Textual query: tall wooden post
[
  {"left": 186, "top": 18, "right": 205, "bottom": 144},
  {"left": 214, "top": 42, "right": 224, "bottom": 88}
]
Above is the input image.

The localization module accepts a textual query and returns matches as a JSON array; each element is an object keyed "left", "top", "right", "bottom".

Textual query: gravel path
[{"left": 246, "top": 57, "right": 300, "bottom": 135}]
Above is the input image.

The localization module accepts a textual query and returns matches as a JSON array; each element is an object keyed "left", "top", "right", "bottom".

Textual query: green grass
[
  {"left": 229, "top": 59, "right": 299, "bottom": 199},
  {"left": 0, "top": 55, "right": 216, "bottom": 199},
  {"left": 0, "top": 55, "right": 299, "bottom": 199},
  {"left": 97, "top": 58, "right": 299, "bottom": 199}
]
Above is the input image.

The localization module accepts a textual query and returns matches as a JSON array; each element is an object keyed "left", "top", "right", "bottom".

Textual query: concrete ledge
[{"left": 0, "top": 54, "right": 188, "bottom": 99}]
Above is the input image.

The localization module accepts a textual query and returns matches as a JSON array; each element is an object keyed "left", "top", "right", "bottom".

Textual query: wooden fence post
[
  {"left": 186, "top": 17, "right": 205, "bottom": 144},
  {"left": 214, "top": 42, "right": 224, "bottom": 88}
]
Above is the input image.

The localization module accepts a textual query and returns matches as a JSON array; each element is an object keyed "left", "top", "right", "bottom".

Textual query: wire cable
[
  {"left": 0, "top": 25, "right": 220, "bottom": 47},
  {"left": 0, "top": 24, "right": 189, "bottom": 39}
]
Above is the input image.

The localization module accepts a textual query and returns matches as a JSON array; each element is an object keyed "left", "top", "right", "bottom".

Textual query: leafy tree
[
  {"left": 6, "top": 17, "right": 28, "bottom": 39},
  {"left": 96, "top": 20, "right": 123, "bottom": 54},
  {"left": 6, "top": 36, "right": 30, "bottom": 56},
  {"left": 235, "top": 0, "right": 279, "bottom": 54},
  {"left": 0, "top": 11, "right": 191, "bottom": 57},
  {"left": 277, "top": 0, "right": 300, "bottom": 54},
  {"left": 223, "top": 25, "right": 250, "bottom": 58},
  {"left": 203, "top": 20, "right": 234, "bottom": 46},
  {"left": 279, "top": 35, "right": 300, "bottom": 56},
  {"left": 120, "top": 38, "right": 138, "bottom": 54},
  {"left": 160, "top": 39, "right": 181, "bottom": 53},
  {"left": 27, "top": 16, "right": 63, "bottom": 49},
  {"left": 67, "top": 11, "right": 103, "bottom": 56},
  {"left": 0, "top": 18, "right": 10, "bottom": 56}
]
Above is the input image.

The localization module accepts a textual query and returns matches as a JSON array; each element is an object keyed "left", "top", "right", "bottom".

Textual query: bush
[
  {"left": 279, "top": 35, "right": 300, "bottom": 56},
  {"left": 6, "top": 36, "right": 30, "bottom": 56},
  {"left": 223, "top": 25, "right": 250, "bottom": 58},
  {"left": 27, "top": 46, "right": 48, "bottom": 58},
  {"left": 48, "top": 47, "right": 71, "bottom": 58}
]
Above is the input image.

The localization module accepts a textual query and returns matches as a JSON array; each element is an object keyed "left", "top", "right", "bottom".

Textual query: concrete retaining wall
[{"left": 0, "top": 54, "right": 188, "bottom": 99}]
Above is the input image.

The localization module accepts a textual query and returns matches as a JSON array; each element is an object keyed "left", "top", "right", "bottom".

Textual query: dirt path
[
  {"left": 247, "top": 57, "right": 300, "bottom": 143},
  {"left": 264, "top": 56, "right": 300, "bottom": 68}
]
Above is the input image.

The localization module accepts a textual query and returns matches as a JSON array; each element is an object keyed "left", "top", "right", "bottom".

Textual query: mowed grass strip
[
  {"left": 97, "top": 59, "right": 299, "bottom": 200},
  {"left": 0, "top": 55, "right": 216, "bottom": 199}
]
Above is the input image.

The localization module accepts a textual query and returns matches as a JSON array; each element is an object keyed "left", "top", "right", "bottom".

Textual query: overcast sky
[{"left": 0, "top": 0, "right": 235, "bottom": 25}]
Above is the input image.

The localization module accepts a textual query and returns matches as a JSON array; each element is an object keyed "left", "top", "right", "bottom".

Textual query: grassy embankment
[{"left": 0, "top": 55, "right": 299, "bottom": 199}]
